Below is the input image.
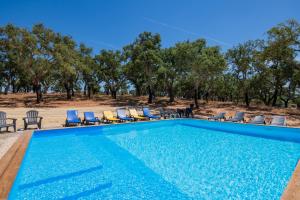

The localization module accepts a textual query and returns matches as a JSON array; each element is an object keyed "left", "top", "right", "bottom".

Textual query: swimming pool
[{"left": 9, "top": 119, "right": 300, "bottom": 199}]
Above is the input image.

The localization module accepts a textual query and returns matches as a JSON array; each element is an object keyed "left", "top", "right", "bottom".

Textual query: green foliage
[
  {"left": 78, "top": 43, "right": 98, "bottom": 99},
  {"left": 0, "top": 19, "right": 300, "bottom": 108},
  {"left": 95, "top": 50, "right": 125, "bottom": 99},
  {"left": 226, "top": 40, "right": 262, "bottom": 106},
  {"left": 123, "top": 32, "right": 162, "bottom": 103},
  {"left": 159, "top": 41, "right": 195, "bottom": 102},
  {"left": 0, "top": 24, "right": 24, "bottom": 93},
  {"left": 258, "top": 19, "right": 300, "bottom": 106},
  {"left": 189, "top": 40, "right": 226, "bottom": 107}
]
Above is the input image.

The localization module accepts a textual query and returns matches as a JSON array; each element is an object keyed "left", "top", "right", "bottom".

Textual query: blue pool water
[{"left": 9, "top": 119, "right": 300, "bottom": 199}]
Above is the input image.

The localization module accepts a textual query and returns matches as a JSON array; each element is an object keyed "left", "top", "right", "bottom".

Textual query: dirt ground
[
  {"left": 1, "top": 93, "right": 300, "bottom": 127},
  {"left": 1, "top": 93, "right": 300, "bottom": 158}
]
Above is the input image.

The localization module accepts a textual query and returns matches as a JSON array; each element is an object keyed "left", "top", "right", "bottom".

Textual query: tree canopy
[{"left": 1, "top": 19, "right": 300, "bottom": 108}]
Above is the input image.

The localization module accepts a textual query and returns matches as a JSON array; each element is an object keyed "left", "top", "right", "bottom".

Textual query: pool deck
[{"left": 0, "top": 126, "right": 300, "bottom": 199}]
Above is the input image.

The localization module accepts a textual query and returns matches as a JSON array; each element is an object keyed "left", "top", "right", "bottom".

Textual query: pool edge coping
[
  {"left": 0, "top": 131, "right": 33, "bottom": 199},
  {"left": 282, "top": 160, "right": 300, "bottom": 200},
  {"left": 36, "top": 118, "right": 300, "bottom": 133}
]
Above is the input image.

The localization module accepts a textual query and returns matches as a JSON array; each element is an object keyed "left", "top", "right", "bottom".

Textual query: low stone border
[
  {"left": 281, "top": 160, "right": 300, "bottom": 199},
  {"left": 0, "top": 131, "right": 32, "bottom": 199}
]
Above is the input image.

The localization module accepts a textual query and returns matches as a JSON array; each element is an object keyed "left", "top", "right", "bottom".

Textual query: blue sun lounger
[
  {"left": 65, "top": 110, "right": 81, "bottom": 126},
  {"left": 83, "top": 112, "right": 100, "bottom": 125},
  {"left": 142, "top": 107, "right": 160, "bottom": 119},
  {"left": 117, "top": 109, "right": 133, "bottom": 122}
]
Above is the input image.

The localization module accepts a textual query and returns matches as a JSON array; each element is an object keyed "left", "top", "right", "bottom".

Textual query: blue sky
[{"left": 1, "top": 0, "right": 299, "bottom": 53}]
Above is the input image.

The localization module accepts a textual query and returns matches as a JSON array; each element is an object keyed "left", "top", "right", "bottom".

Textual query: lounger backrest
[
  {"left": 235, "top": 112, "right": 245, "bottom": 119},
  {"left": 117, "top": 109, "right": 126, "bottom": 117},
  {"left": 84, "top": 112, "right": 95, "bottom": 120},
  {"left": 217, "top": 112, "right": 226, "bottom": 118},
  {"left": 0, "top": 111, "right": 7, "bottom": 126},
  {"left": 26, "top": 110, "right": 39, "bottom": 123},
  {"left": 67, "top": 110, "right": 78, "bottom": 121},
  {"left": 159, "top": 108, "right": 164, "bottom": 114},
  {"left": 103, "top": 111, "right": 114, "bottom": 119},
  {"left": 129, "top": 109, "right": 138, "bottom": 117},
  {"left": 252, "top": 115, "right": 265, "bottom": 123},
  {"left": 143, "top": 107, "right": 151, "bottom": 116},
  {"left": 271, "top": 116, "right": 286, "bottom": 126}
]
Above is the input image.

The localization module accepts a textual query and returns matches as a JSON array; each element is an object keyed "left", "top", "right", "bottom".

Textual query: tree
[
  {"left": 26, "top": 24, "right": 56, "bottom": 103},
  {"left": 260, "top": 20, "right": 300, "bottom": 106},
  {"left": 160, "top": 41, "right": 194, "bottom": 102},
  {"left": 0, "top": 24, "right": 23, "bottom": 94},
  {"left": 124, "top": 32, "right": 162, "bottom": 103},
  {"left": 78, "top": 43, "right": 97, "bottom": 99},
  {"left": 190, "top": 40, "right": 226, "bottom": 108},
  {"left": 0, "top": 52, "right": 4, "bottom": 92},
  {"left": 213, "top": 74, "right": 238, "bottom": 102},
  {"left": 123, "top": 61, "right": 144, "bottom": 96},
  {"left": 226, "top": 40, "right": 261, "bottom": 106},
  {"left": 52, "top": 34, "right": 79, "bottom": 100},
  {"left": 95, "top": 50, "right": 125, "bottom": 99}
]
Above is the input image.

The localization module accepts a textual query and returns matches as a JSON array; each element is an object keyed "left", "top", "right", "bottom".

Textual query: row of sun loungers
[
  {"left": 65, "top": 107, "right": 160, "bottom": 126},
  {"left": 0, "top": 108, "right": 289, "bottom": 133},
  {"left": 208, "top": 111, "right": 287, "bottom": 126}
]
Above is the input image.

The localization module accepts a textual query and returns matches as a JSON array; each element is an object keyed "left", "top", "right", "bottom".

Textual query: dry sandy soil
[{"left": 1, "top": 93, "right": 300, "bottom": 158}]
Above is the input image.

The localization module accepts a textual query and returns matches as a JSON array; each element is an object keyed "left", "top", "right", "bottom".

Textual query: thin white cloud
[{"left": 143, "top": 17, "right": 232, "bottom": 47}]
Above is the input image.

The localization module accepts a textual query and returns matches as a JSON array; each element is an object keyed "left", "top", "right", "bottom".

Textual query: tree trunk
[
  {"left": 272, "top": 87, "right": 278, "bottom": 106},
  {"left": 111, "top": 90, "right": 117, "bottom": 99},
  {"left": 205, "top": 92, "right": 209, "bottom": 103},
  {"left": 11, "top": 80, "right": 16, "bottom": 93},
  {"left": 135, "top": 84, "right": 141, "bottom": 96},
  {"left": 281, "top": 98, "right": 289, "bottom": 108},
  {"left": 87, "top": 85, "right": 91, "bottom": 99},
  {"left": 92, "top": 88, "right": 97, "bottom": 94},
  {"left": 16, "top": 85, "right": 21, "bottom": 93},
  {"left": 148, "top": 86, "right": 153, "bottom": 104},
  {"left": 168, "top": 87, "right": 174, "bottom": 102},
  {"left": 194, "top": 88, "right": 199, "bottom": 108},
  {"left": 105, "top": 87, "right": 109, "bottom": 95},
  {"left": 65, "top": 84, "right": 72, "bottom": 100},
  {"left": 83, "top": 84, "right": 87, "bottom": 96},
  {"left": 67, "top": 89, "right": 72, "bottom": 100},
  {"left": 266, "top": 98, "right": 272, "bottom": 106},
  {"left": 4, "top": 84, "right": 9, "bottom": 95},
  {"left": 244, "top": 92, "right": 250, "bottom": 107},
  {"left": 284, "top": 100, "right": 289, "bottom": 108},
  {"left": 35, "top": 84, "right": 43, "bottom": 103}
]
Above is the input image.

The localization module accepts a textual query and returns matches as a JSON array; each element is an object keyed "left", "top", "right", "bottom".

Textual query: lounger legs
[
  {"left": 38, "top": 118, "right": 42, "bottom": 129},
  {"left": 0, "top": 126, "right": 16, "bottom": 132}
]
